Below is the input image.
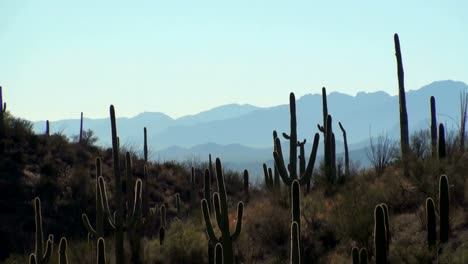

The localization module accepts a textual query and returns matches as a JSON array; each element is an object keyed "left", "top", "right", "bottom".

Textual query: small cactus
[
  {"left": 352, "top": 247, "right": 359, "bottom": 264},
  {"left": 425, "top": 197, "right": 436, "bottom": 248},
  {"left": 58, "top": 237, "right": 68, "bottom": 264},
  {"left": 290, "top": 221, "right": 300, "bottom": 264},
  {"left": 97, "top": 237, "right": 106, "bottom": 264},
  {"left": 439, "top": 175, "right": 449, "bottom": 243},
  {"left": 374, "top": 205, "right": 387, "bottom": 264}
]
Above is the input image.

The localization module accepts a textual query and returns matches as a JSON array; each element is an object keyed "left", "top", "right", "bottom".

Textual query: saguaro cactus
[
  {"left": 243, "top": 169, "right": 249, "bottom": 202},
  {"left": 374, "top": 205, "right": 387, "bottom": 264},
  {"left": 97, "top": 238, "right": 106, "bottom": 264},
  {"left": 438, "top": 124, "right": 446, "bottom": 160},
  {"left": 215, "top": 243, "right": 223, "bottom": 264},
  {"left": 32, "top": 197, "right": 52, "bottom": 264},
  {"left": 394, "top": 33, "right": 410, "bottom": 177},
  {"left": 204, "top": 168, "right": 212, "bottom": 212},
  {"left": 82, "top": 158, "right": 105, "bottom": 240},
  {"left": 58, "top": 237, "right": 68, "bottom": 264},
  {"left": 263, "top": 163, "right": 274, "bottom": 190},
  {"left": 425, "top": 197, "right": 436, "bottom": 248},
  {"left": 79, "top": 112, "right": 83, "bottom": 143},
  {"left": 45, "top": 120, "right": 50, "bottom": 136},
  {"left": 290, "top": 221, "right": 301, "bottom": 264},
  {"left": 0, "top": 86, "right": 7, "bottom": 147},
  {"left": 381, "top": 203, "right": 390, "bottom": 250},
  {"left": 201, "top": 158, "right": 244, "bottom": 264},
  {"left": 439, "top": 175, "right": 449, "bottom": 243},
  {"left": 430, "top": 97, "right": 437, "bottom": 158},
  {"left": 359, "top": 248, "right": 368, "bottom": 264},
  {"left": 338, "top": 122, "right": 350, "bottom": 177},
  {"left": 273, "top": 93, "right": 320, "bottom": 187},
  {"left": 352, "top": 247, "right": 359, "bottom": 264}
]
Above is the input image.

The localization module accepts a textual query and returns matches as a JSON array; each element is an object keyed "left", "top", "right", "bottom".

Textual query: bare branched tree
[{"left": 366, "top": 133, "right": 398, "bottom": 176}]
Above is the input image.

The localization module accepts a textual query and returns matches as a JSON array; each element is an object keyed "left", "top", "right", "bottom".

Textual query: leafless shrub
[{"left": 366, "top": 133, "right": 398, "bottom": 176}]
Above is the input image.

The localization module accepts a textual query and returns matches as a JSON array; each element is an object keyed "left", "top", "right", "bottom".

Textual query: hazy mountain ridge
[{"left": 33, "top": 80, "right": 468, "bottom": 170}]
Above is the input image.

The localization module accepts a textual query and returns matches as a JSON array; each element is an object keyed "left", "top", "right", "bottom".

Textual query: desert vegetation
[{"left": 1, "top": 34, "right": 467, "bottom": 264}]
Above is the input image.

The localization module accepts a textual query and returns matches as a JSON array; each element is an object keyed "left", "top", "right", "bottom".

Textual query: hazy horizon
[{"left": 1, "top": 1, "right": 467, "bottom": 121}]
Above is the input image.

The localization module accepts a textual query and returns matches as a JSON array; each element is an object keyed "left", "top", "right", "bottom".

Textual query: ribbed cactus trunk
[
  {"left": 438, "top": 124, "right": 446, "bottom": 160},
  {"left": 439, "top": 175, "right": 449, "bottom": 243},
  {"left": 243, "top": 170, "right": 249, "bottom": 202},
  {"left": 374, "top": 205, "right": 387, "bottom": 264},
  {"left": 338, "top": 122, "right": 350, "bottom": 177},
  {"left": 430, "top": 97, "right": 437, "bottom": 158},
  {"left": 298, "top": 140, "right": 306, "bottom": 178},
  {"left": 425, "top": 197, "right": 436, "bottom": 248},
  {"left": 126, "top": 152, "right": 134, "bottom": 219},
  {"left": 204, "top": 168, "right": 211, "bottom": 212},
  {"left": 110, "top": 105, "right": 124, "bottom": 264},
  {"left": 97, "top": 238, "right": 106, "bottom": 264},
  {"left": 288, "top": 93, "right": 298, "bottom": 179},
  {"left": 290, "top": 221, "right": 300, "bottom": 264},
  {"left": 394, "top": 33, "right": 410, "bottom": 178},
  {"left": 79, "top": 112, "right": 83, "bottom": 143}
]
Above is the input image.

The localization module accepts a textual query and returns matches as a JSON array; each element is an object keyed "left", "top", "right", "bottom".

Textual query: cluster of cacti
[
  {"left": 201, "top": 158, "right": 244, "bottom": 264},
  {"left": 424, "top": 175, "right": 450, "bottom": 251},
  {"left": 263, "top": 163, "right": 280, "bottom": 192},
  {"left": 351, "top": 247, "right": 368, "bottom": 264},
  {"left": 317, "top": 87, "right": 338, "bottom": 183},
  {"left": 273, "top": 92, "right": 320, "bottom": 188}
]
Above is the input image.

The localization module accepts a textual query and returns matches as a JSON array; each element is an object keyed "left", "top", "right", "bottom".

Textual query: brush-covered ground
[{"left": 1, "top": 111, "right": 467, "bottom": 264}]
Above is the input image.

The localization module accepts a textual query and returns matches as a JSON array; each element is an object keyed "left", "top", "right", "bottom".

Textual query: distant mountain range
[{"left": 32, "top": 80, "right": 468, "bottom": 177}]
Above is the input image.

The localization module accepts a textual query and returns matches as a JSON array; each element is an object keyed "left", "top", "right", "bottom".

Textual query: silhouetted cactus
[
  {"left": 439, "top": 175, "right": 449, "bottom": 243},
  {"left": 438, "top": 124, "right": 446, "bottom": 160},
  {"left": 272, "top": 131, "right": 281, "bottom": 192},
  {"left": 291, "top": 180, "right": 301, "bottom": 238},
  {"left": 159, "top": 226, "right": 165, "bottom": 245},
  {"left": 201, "top": 158, "right": 244, "bottom": 264},
  {"left": 160, "top": 204, "right": 166, "bottom": 228},
  {"left": 215, "top": 243, "right": 223, "bottom": 264},
  {"left": 82, "top": 158, "right": 105, "bottom": 240},
  {"left": 263, "top": 163, "right": 274, "bottom": 190},
  {"left": 381, "top": 203, "right": 390, "bottom": 250},
  {"left": 351, "top": 247, "right": 359, "bottom": 264},
  {"left": 297, "top": 139, "right": 306, "bottom": 176},
  {"left": 274, "top": 93, "right": 320, "bottom": 188},
  {"left": 29, "top": 254, "right": 37, "bottom": 264},
  {"left": 425, "top": 197, "right": 436, "bottom": 248},
  {"left": 359, "top": 248, "right": 368, "bottom": 264},
  {"left": 394, "top": 33, "right": 410, "bottom": 177},
  {"left": 97, "top": 237, "right": 106, "bottom": 264},
  {"left": 338, "top": 121, "right": 350, "bottom": 177},
  {"left": 58, "top": 237, "right": 67, "bottom": 264},
  {"left": 0, "top": 86, "right": 6, "bottom": 152},
  {"left": 79, "top": 112, "right": 83, "bottom": 143},
  {"left": 204, "top": 168, "right": 212, "bottom": 212},
  {"left": 290, "top": 221, "right": 300, "bottom": 264},
  {"left": 374, "top": 205, "right": 387, "bottom": 264},
  {"left": 243, "top": 169, "right": 249, "bottom": 202},
  {"left": 32, "top": 197, "right": 52, "bottom": 264},
  {"left": 430, "top": 96, "right": 437, "bottom": 158},
  {"left": 45, "top": 120, "right": 50, "bottom": 136}
]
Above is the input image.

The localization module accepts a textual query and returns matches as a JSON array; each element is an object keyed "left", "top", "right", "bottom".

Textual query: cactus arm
[
  {"left": 82, "top": 214, "right": 97, "bottom": 236},
  {"left": 215, "top": 158, "right": 230, "bottom": 234},
  {"left": 426, "top": 197, "right": 436, "bottom": 248},
  {"left": 41, "top": 238, "right": 52, "bottom": 263},
  {"left": 317, "top": 124, "right": 324, "bottom": 132},
  {"left": 273, "top": 137, "right": 292, "bottom": 185},
  {"left": 230, "top": 202, "right": 244, "bottom": 241},
  {"left": 267, "top": 167, "right": 273, "bottom": 187},
  {"left": 288, "top": 93, "right": 298, "bottom": 179},
  {"left": 202, "top": 199, "right": 218, "bottom": 242},
  {"left": 262, "top": 163, "right": 270, "bottom": 189},
  {"left": 298, "top": 133, "right": 319, "bottom": 185},
  {"left": 282, "top": 132, "right": 291, "bottom": 140},
  {"left": 204, "top": 169, "right": 212, "bottom": 212},
  {"left": 98, "top": 176, "right": 116, "bottom": 228},
  {"left": 33, "top": 198, "right": 44, "bottom": 261},
  {"left": 439, "top": 175, "right": 449, "bottom": 243},
  {"left": 125, "top": 152, "right": 134, "bottom": 218},
  {"left": 130, "top": 179, "right": 142, "bottom": 226},
  {"left": 359, "top": 248, "right": 368, "bottom": 264}
]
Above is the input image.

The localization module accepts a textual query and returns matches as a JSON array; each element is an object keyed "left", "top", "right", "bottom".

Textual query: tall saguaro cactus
[
  {"left": 439, "top": 175, "right": 449, "bottom": 243},
  {"left": 273, "top": 93, "right": 320, "bottom": 187},
  {"left": 58, "top": 237, "right": 68, "bottom": 264},
  {"left": 97, "top": 238, "right": 106, "bottom": 264},
  {"left": 32, "top": 197, "right": 52, "bottom": 264},
  {"left": 45, "top": 120, "right": 50, "bottom": 136},
  {"left": 82, "top": 157, "right": 105, "bottom": 240},
  {"left": 374, "top": 204, "right": 387, "bottom": 264},
  {"left": 201, "top": 158, "right": 244, "bottom": 264},
  {"left": 394, "top": 33, "right": 410, "bottom": 177},
  {"left": 79, "top": 112, "right": 83, "bottom": 143},
  {"left": 430, "top": 97, "right": 438, "bottom": 158}
]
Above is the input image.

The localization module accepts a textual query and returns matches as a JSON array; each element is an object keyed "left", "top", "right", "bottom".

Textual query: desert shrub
[{"left": 158, "top": 220, "right": 207, "bottom": 264}]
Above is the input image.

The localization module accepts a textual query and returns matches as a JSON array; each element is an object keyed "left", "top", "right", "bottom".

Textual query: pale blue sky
[{"left": 1, "top": 0, "right": 467, "bottom": 121}]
